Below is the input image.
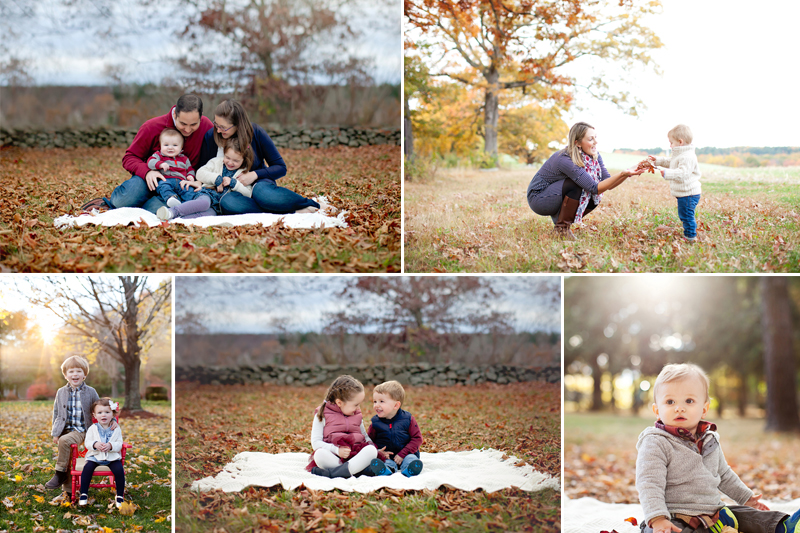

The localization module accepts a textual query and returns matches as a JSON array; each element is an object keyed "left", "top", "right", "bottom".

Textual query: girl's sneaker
[
  {"left": 157, "top": 206, "right": 174, "bottom": 221},
  {"left": 78, "top": 493, "right": 89, "bottom": 506},
  {"left": 401, "top": 459, "right": 423, "bottom": 478},
  {"left": 369, "top": 458, "right": 392, "bottom": 476},
  {"left": 115, "top": 495, "right": 125, "bottom": 509}
]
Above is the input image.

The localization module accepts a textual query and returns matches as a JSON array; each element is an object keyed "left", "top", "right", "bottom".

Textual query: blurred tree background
[
  {"left": 175, "top": 275, "right": 561, "bottom": 367},
  {"left": 565, "top": 276, "right": 800, "bottom": 433},
  {"left": 0, "top": 0, "right": 400, "bottom": 129},
  {"left": 0, "top": 276, "right": 172, "bottom": 411}
]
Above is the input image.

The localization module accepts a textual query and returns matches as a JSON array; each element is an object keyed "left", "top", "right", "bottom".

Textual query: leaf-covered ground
[
  {"left": 565, "top": 413, "right": 800, "bottom": 504},
  {"left": 0, "top": 144, "right": 400, "bottom": 272},
  {"left": 176, "top": 382, "right": 561, "bottom": 532},
  {"left": 404, "top": 163, "right": 800, "bottom": 272},
  {"left": 0, "top": 400, "right": 171, "bottom": 532}
]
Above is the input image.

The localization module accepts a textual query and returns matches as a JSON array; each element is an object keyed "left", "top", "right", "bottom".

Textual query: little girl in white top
[
  {"left": 647, "top": 124, "right": 702, "bottom": 241},
  {"left": 307, "top": 375, "right": 378, "bottom": 479},
  {"left": 79, "top": 398, "right": 126, "bottom": 508}
]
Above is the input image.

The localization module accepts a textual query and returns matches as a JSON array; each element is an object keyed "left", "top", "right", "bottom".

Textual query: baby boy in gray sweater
[{"left": 636, "top": 363, "right": 799, "bottom": 533}]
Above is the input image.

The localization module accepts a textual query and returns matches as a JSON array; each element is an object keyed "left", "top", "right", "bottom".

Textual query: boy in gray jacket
[
  {"left": 636, "top": 363, "right": 799, "bottom": 533},
  {"left": 45, "top": 356, "right": 102, "bottom": 490}
]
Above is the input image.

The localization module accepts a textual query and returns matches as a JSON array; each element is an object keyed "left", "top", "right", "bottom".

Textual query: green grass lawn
[
  {"left": 176, "top": 382, "right": 561, "bottom": 532},
  {"left": 0, "top": 400, "right": 172, "bottom": 532},
  {"left": 0, "top": 145, "right": 400, "bottom": 272},
  {"left": 404, "top": 154, "right": 800, "bottom": 273}
]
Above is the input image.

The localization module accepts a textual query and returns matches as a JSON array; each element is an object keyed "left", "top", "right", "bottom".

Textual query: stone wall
[
  {"left": 0, "top": 126, "right": 401, "bottom": 150},
  {"left": 176, "top": 363, "right": 561, "bottom": 387}
]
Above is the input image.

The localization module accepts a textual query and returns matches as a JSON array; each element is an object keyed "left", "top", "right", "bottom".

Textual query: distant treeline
[
  {"left": 175, "top": 331, "right": 560, "bottom": 368},
  {"left": 614, "top": 146, "right": 800, "bottom": 167}
]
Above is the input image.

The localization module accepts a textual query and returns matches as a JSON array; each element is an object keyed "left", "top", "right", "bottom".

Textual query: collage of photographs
[{"left": 0, "top": 1, "right": 799, "bottom": 533}]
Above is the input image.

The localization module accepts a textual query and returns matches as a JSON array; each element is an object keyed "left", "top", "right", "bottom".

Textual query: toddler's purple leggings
[{"left": 172, "top": 195, "right": 216, "bottom": 219}]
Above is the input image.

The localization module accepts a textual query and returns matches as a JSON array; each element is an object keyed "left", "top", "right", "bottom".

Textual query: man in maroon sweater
[{"left": 81, "top": 94, "right": 213, "bottom": 214}]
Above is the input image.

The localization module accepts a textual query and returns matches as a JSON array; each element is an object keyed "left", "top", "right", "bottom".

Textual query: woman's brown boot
[{"left": 553, "top": 196, "right": 580, "bottom": 240}]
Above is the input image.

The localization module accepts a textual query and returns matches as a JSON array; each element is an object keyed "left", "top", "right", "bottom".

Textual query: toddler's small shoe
[
  {"left": 79, "top": 493, "right": 88, "bottom": 506},
  {"left": 157, "top": 206, "right": 174, "bottom": 221},
  {"left": 710, "top": 507, "right": 738, "bottom": 533},
  {"left": 166, "top": 196, "right": 182, "bottom": 208},
  {"left": 401, "top": 459, "right": 423, "bottom": 478},
  {"left": 781, "top": 509, "right": 800, "bottom": 533},
  {"left": 369, "top": 458, "right": 392, "bottom": 476},
  {"left": 115, "top": 495, "right": 125, "bottom": 509}
]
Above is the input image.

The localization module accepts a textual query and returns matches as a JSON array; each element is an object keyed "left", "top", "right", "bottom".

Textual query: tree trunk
[
  {"left": 737, "top": 372, "right": 747, "bottom": 417},
  {"left": 590, "top": 357, "right": 603, "bottom": 411},
  {"left": 403, "top": 97, "right": 414, "bottom": 160},
  {"left": 760, "top": 277, "right": 800, "bottom": 432},
  {"left": 483, "top": 69, "right": 500, "bottom": 160},
  {"left": 121, "top": 278, "right": 143, "bottom": 412}
]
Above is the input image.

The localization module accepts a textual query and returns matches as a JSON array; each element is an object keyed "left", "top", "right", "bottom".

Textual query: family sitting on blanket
[
  {"left": 307, "top": 375, "right": 423, "bottom": 479},
  {"left": 81, "top": 94, "right": 319, "bottom": 217}
]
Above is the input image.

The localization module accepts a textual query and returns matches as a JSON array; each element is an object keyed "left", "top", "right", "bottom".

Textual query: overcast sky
[
  {"left": 565, "top": 0, "right": 800, "bottom": 150},
  {"left": 1, "top": 0, "right": 401, "bottom": 86},
  {"left": 175, "top": 276, "right": 561, "bottom": 334}
]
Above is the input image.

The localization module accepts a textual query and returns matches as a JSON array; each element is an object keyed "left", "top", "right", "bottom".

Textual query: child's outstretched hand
[
  {"left": 650, "top": 517, "right": 681, "bottom": 533},
  {"left": 745, "top": 493, "right": 770, "bottom": 510},
  {"left": 338, "top": 446, "right": 351, "bottom": 459},
  {"left": 647, "top": 155, "right": 656, "bottom": 162}
]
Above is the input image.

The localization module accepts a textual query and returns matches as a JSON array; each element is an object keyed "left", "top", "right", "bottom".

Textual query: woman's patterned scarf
[{"left": 576, "top": 152, "right": 603, "bottom": 224}]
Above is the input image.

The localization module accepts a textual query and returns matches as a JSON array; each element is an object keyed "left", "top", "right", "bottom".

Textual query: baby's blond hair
[
  {"left": 653, "top": 363, "right": 709, "bottom": 403},
  {"left": 374, "top": 380, "right": 405, "bottom": 405},
  {"left": 61, "top": 356, "right": 89, "bottom": 378},
  {"left": 668, "top": 124, "right": 693, "bottom": 144}
]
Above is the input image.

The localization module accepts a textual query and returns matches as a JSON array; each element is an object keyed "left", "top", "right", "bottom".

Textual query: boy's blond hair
[
  {"left": 61, "top": 355, "right": 90, "bottom": 377},
  {"left": 653, "top": 363, "right": 709, "bottom": 403},
  {"left": 374, "top": 380, "right": 405, "bottom": 405},
  {"left": 668, "top": 124, "right": 693, "bottom": 144}
]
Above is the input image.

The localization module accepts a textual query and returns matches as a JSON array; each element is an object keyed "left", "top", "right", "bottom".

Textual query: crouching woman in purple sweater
[{"left": 526, "top": 122, "right": 643, "bottom": 240}]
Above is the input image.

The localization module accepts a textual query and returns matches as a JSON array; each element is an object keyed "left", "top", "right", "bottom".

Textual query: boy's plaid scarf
[{"left": 655, "top": 419, "right": 716, "bottom": 453}]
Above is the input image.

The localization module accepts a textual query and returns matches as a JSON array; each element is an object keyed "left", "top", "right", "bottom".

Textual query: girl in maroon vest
[{"left": 307, "top": 375, "right": 378, "bottom": 478}]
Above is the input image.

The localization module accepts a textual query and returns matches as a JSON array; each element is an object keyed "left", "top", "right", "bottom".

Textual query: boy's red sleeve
[{"left": 396, "top": 415, "right": 423, "bottom": 459}]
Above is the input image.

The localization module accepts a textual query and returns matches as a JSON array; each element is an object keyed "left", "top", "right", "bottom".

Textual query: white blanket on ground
[
  {"left": 53, "top": 197, "right": 347, "bottom": 229},
  {"left": 191, "top": 449, "right": 560, "bottom": 494},
  {"left": 563, "top": 496, "right": 800, "bottom": 533}
]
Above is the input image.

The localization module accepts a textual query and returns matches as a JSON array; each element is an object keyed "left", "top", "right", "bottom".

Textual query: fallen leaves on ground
[
  {"left": 565, "top": 413, "right": 800, "bottom": 504},
  {"left": 0, "top": 144, "right": 400, "bottom": 272},
  {"left": 0, "top": 400, "right": 171, "bottom": 532},
  {"left": 404, "top": 168, "right": 800, "bottom": 273},
  {"left": 176, "top": 381, "right": 561, "bottom": 532}
]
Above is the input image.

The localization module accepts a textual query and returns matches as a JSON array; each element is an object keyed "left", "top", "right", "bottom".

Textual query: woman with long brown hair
[
  {"left": 196, "top": 99, "right": 320, "bottom": 215},
  {"left": 526, "top": 122, "right": 643, "bottom": 239}
]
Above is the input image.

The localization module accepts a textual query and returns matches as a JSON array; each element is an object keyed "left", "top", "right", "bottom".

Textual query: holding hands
[
  {"left": 94, "top": 441, "right": 112, "bottom": 452},
  {"left": 180, "top": 179, "right": 203, "bottom": 191}
]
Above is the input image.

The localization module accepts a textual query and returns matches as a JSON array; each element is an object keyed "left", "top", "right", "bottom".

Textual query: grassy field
[
  {"left": 404, "top": 153, "right": 800, "bottom": 272},
  {"left": 564, "top": 412, "right": 800, "bottom": 504},
  {"left": 0, "top": 400, "right": 172, "bottom": 532},
  {"left": 176, "top": 382, "right": 561, "bottom": 532},
  {"left": 0, "top": 144, "right": 400, "bottom": 272}
]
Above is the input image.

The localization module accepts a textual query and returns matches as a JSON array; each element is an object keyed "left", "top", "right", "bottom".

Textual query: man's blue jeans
[
  {"left": 105, "top": 176, "right": 166, "bottom": 214},
  {"left": 219, "top": 179, "right": 320, "bottom": 215},
  {"left": 383, "top": 453, "right": 421, "bottom": 474},
  {"left": 676, "top": 194, "right": 700, "bottom": 239}
]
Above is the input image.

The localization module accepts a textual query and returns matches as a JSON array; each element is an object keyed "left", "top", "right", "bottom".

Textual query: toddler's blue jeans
[{"left": 676, "top": 194, "right": 700, "bottom": 239}]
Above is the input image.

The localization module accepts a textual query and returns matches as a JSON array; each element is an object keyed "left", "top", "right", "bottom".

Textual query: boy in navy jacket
[{"left": 367, "top": 380, "right": 423, "bottom": 477}]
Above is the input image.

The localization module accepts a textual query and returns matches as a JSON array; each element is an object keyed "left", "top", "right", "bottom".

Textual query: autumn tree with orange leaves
[{"left": 405, "top": 0, "right": 663, "bottom": 160}]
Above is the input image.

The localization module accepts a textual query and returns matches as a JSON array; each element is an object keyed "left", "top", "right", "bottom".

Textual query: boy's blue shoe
[
  {"left": 369, "top": 458, "right": 392, "bottom": 476},
  {"left": 709, "top": 507, "right": 737, "bottom": 533},
  {"left": 401, "top": 459, "right": 423, "bottom": 478},
  {"left": 780, "top": 509, "right": 800, "bottom": 533}
]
